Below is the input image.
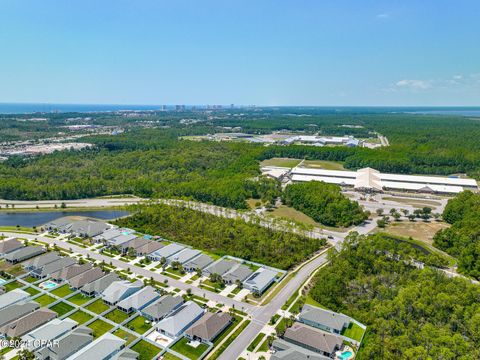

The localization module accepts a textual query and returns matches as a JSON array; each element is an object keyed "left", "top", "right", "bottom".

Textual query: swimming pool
[
  {"left": 338, "top": 351, "right": 353, "bottom": 360},
  {"left": 40, "top": 280, "right": 58, "bottom": 290},
  {"left": 0, "top": 278, "right": 6, "bottom": 286}
]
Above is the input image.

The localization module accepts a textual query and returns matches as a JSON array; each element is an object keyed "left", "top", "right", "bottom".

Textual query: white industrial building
[{"left": 291, "top": 167, "right": 478, "bottom": 194}]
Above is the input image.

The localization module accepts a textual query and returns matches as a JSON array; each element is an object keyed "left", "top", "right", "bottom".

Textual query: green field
[
  {"left": 50, "top": 285, "right": 74, "bottom": 298},
  {"left": 302, "top": 159, "right": 345, "bottom": 170},
  {"left": 50, "top": 302, "right": 74, "bottom": 317},
  {"left": 35, "top": 294, "right": 56, "bottom": 306},
  {"left": 67, "top": 293, "right": 90, "bottom": 306},
  {"left": 104, "top": 308, "right": 130, "bottom": 324},
  {"left": 85, "top": 299, "right": 110, "bottom": 314},
  {"left": 126, "top": 315, "right": 152, "bottom": 335},
  {"left": 247, "top": 333, "right": 266, "bottom": 351},
  {"left": 341, "top": 322, "right": 365, "bottom": 342},
  {"left": 3, "top": 280, "right": 22, "bottom": 292},
  {"left": 24, "top": 286, "right": 40, "bottom": 296},
  {"left": 260, "top": 157, "right": 302, "bottom": 168},
  {"left": 170, "top": 337, "right": 209, "bottom": 359},
  {"left": 68, "top": 310, "right": 93, "bottom": 324},
  {"left": 131, "top": 340, "right": 162, "bottom": 360},
  {"left": 88, "top": 319, "right": 114, "bottom": 338},
  {"left": 113, "top": 328, "right": 137, "bottom": 345}
]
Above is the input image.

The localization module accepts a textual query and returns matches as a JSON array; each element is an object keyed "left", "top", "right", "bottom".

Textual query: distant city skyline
[{"left": 0, "top": 0, "right": 479, "bottom": 106}]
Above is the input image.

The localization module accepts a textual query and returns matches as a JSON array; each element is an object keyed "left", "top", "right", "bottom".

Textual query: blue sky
[{"left": 0, "top": 0, "right": 479, "bottom": 106}]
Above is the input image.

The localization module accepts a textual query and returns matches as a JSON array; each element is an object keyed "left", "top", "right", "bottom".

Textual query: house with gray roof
[
  {"left": 51, "top": 263, "right": 93, "bottom": 282},
  {"left": 118, "top": 237, "right": 150, "bottom": 254},
  {"left": 68, "top": 267, "right": 105, "bottom": 289},
  {"left": 81, "top": 272, "right": 120, "bottom": 297},
  {"left": 202, "top": 259, "right": 236, "bottom": 277},
  {"left": 283, "top": 323, "right": 343, "bottom": 358},
  {"left": 0, "top": 301, "right": 39, "bottom": 328},
  {"left": 141, "top": 295, "right": 184, "bottom": 322},
  {"left": 31, "top": 257, "right": 77, "bottom": 279},
  {"left": 148, "top": 243, "right": 185, "bottom": 262},
  {"left": 0, "top": 238, "right": 23, "bottom": 256},
  {"left": 0, "top": 308, "right": 57, "bottom": 338},
  {"left": 5, "top": 246, "right": 46, "bottom": 264},
  {"left": 66, "top": 332, "right": 125, "bottom": 360},
  {"left": 109, "top": 233, "right": 137, "bottom": 248},
  {"left": 111, "top": 349, "right": 139, "bottom": 360},
  {"left": 0, "top": 288, "right": 30, "bottom": 310},
  {"left": 93, "top": 228, "right": 124, "bottom": 243},
  {"left": 117, "top": 285, "right": 159, "bottom": 313},
  {"left": 35, "top": 326, "right": 93, "bottom": 360},
  {"left": 167, "top": 248, "right": 201, "bottom": 265},
  {"left": 222, "top": 264, "right": 253, "bottom": 285},
  {"left": 271, "top": 339, "right": 330, "bottom": 360},
  {"left": 23, "top": 318, "right": 78, "bottom": 350},
  {"left": 70, "top": 219, "right": 110, "bottom": 238},
  {"left": 243, "top": 268, "right": 278, "bottom": 294},
  {"left": 184, "top": 254, "right": 214, "bottom": 272},
  {"left": 22, "top": 251, "right": 60, "bottom": 270},
  {"left": 44, "top": 217, "right": 73, "bottom": 232},
  {"left": 135, "top": 241, "right": 164, "bottom": 256},
  {"left": 156, "top": 301, "right": 204, "bottom": 338},
  {"left": 298, "top": 305, "right": 350, "bottom": 335},
  {"left": 102, "top": 280, "right": 143, "bottom": 306},
  {"left": 185, "top": 312, "right": 232, "bottom": 344}
]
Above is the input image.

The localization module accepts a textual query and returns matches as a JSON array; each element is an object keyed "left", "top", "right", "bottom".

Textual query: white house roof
[
  {"left": 0, "top": 289, "right": 30, "bottom": 310},
  {"left": 101, "top": 280, "right": 142, "bottom": 304},
  {"left": 244, "top": 268, "right": 277, "bottom": 290},
  {"left": 66, "top": 333, "right": 125, "bottom": 360},
  {"left": 156, "top": 301, "right": 203, "bottom": 337},
  {"left": 117, "top": 286, "right": 159, "bottom": 311},
  {"left": 151, "top": 243, "right": 185, "bottom": 259},
  {"left": 23, "top": 318, "right": 78, "bottom": 350},
  {"left": 167, "top": 248, "right": 201, "bottom": 264}
]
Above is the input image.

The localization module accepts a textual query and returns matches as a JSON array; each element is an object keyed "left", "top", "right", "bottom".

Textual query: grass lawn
[
  {"left": 304, "top": 294, "right": 325, "bottom": 308},
  {"left": 260, "top": 157, "right": 302, "bottom": 168},
  {"left": 341, "top": 322, "right": 366, "bottom": 342},
  {"left": 268, "top": 205, "right": 319, "bottom": 227},
  {"left": 85, "top": 299, "right": 110, "bottom": 314},
  {"left": 35, "top": 294, "right": 56, "bottom": 306},
  {"left": 104, "top": 308, "right": 130, "bottom": 324},
  {"left": 247, "top": 333, "right": 266, "bottom": 351},
  {"left": 3, "top": 280, "right": 22, "bottom": 292},
  {"left": 170, "top": 337, "right": 209, "bottom": 359},
  {"left": 131, "top": 340, "right": 162, "bottom": 360},
  {"left": 302, "top": 159, "right": 345, "bottom": 170},
  {"left": 210, "top": 319, "right": 250, "bottom": 360},
  {"left": 258, "top": 337, "right": 271, "bottom": 352},
  {"left": 162, "top": 353, "right": 182, "bottom": 360},
  {"left": 68, "top": 310, "right": 93, "bottom": 324},
  {"left": 113, "top": 328, "right": 137, "bottom": 345},
  {"left": 125, "top": 315, "right": 152, "bottom": 335},
  {"left": 384, "top": 221, "right": 449, "bottom": 245},
  {"left": 67, "top": 293, "right": 90, "bottom": 306},
  {"left": 23, "top": 275, "right": 38, "bottom": 283},
  {"left": 50, "top": 301, "right": 74, "bottom": 317},
  {"left": 24, "top": 286, "right": 40, "bottom": 296},
  {"left": 50, "top": 284, "right": 74, "bottom": 298},
  {"left": 88, "top": 319, "right": 113, "bottom": 338}
]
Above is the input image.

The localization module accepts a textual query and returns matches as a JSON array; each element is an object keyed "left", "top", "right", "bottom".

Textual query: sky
[{"left": 0, "top": 0, "right": 479, "bottom": 106}]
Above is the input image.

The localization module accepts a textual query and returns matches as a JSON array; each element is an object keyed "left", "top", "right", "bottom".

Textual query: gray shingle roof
[
  {"left": 32, "top": 257, "right": 77, "bottom": 278},
  {"left": 283, "top": 323, "right": 343, "bottom": 355},
  {"left": 117, "top": 286, "right": 159, "bottom": 312},
  {"left": 185, "top": 312, "right": 232, "bottom": 342},
  {"left": 101, "top": 280, "right": 143, "bottom": 304},
  {"left": 299, "top": 305, "right": 350, "bottom": 332},
  {"left": 203, "top": 259, "right": 236, "bottom": 276},
  {"left": 222, "top": 264, "right": 253, "bottom": 283},
  {"left": 120, "top": 237, "right": 150, "bottom": 251},
  {"left": 0, "top": 289, "right": 30, "bottom": 310},
  {"left": 135, "top": 241, "right": 164, "bottom": 255},
  {"left": 51, "top": 263, "right": 93, "bottom": 281},
  {"left": 35, "top": 326, "right": 93, "bottom": 360},
  {"left": 141, "top": 295, "right": 184, "bottom": 321},
  {"left": 68, "top": 267, "right": 105, "bottom": 289},
  {"left": 167, "top": 248, "right": 201, "bottom": 264},
  {"left": 150, "top": 243, "right": 185, "bottom": 259},
  {"left": 66, "top": 332, "right": 125, "bottom": 360},
  {"left": 244, "top": 268, "right": 277, "bottom": 291},
  {"left": 22, "top": 318, "right": 78, "bottom": 350},
  {"left": 271, "top": 339, "right": 330, "bottom": 360},
  {"left": 22, "top": 251, "right": 60, "bottom": 269},
  {"left": 0, "top": 238, "right": 23, "bottom": 254},
  {"left": 0, "top": 308, "right": 57, "bottom": 337},
  {"left": 184, "top": 254, "right": 213, "bottom": 270},
  {"left": 81, "top": 272, "right": 120, "bottom": 295},
  {"left": 156, "top": 301, "right": 204, "bottom": 337},
  {"left": 0, "top": 301, "right": 39, "bottom": 328},
  {"left": 5, "top": 246, "right": 46, "bottom": 263},
  {"left": 111, "top": 349, "right": 139, "bottom": 360}
]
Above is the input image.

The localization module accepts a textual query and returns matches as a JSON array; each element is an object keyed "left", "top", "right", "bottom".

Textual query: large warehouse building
[{"left": 291, "top": 167, "right": 478, "bottom": 194}]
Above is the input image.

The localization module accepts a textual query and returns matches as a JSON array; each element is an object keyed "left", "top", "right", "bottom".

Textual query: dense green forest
[
  {"left": 114, "top": 203, "right": 325, "bottom": 269},
  {"left": 308, "top": 233, "right": 480, "bottom": 360},
  {"left": 282, "top": 181, "right": 368, "bottom": 227},
  {"left": 434, "top": 191, "right": 480, "bottom": 279}
]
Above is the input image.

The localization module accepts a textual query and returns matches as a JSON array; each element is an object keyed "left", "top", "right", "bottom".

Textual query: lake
[{"left": 0, "top": 210, "right": 130, "bottom": 227}]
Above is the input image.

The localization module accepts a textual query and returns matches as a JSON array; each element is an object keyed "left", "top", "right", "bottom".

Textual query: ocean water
[{"left": 0, "top": 103, "right": 164, "bottom": 114}]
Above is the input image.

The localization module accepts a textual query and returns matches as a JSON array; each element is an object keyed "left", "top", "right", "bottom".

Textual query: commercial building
[{"left": 291, "top": 166, "right": 478, "bottom": 194}]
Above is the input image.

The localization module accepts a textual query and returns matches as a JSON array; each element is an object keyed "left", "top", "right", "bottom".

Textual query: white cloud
[
  {"left": 376, "top": 13, "right": 390, "bottom": 19},
  {"left": 395, "top": 79, "right": 431, "bottom": 90},
  {"left": 453, "top": 74, "right": 463, "bottom": 80}
]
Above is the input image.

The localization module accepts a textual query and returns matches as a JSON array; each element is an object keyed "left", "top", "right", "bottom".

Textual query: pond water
[{"left": 0, "top": 210, "right": 130, "bottom": 227}]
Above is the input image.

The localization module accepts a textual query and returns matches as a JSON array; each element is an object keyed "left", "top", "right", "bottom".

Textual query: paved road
[{"left": 217, "top": 252, "right": 329, "bottom": 360}]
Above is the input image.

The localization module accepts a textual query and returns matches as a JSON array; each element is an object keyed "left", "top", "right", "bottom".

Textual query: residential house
[
  {"left": 184, "top": 254, "right": 213, "bottom": 272},
  {"left": 31, "top": 257, "right": 77, "bottom": 279},
  {"left": 81, "top": 273, "right": 120, "bottom": 297},
  {"left": 134, "top": 241, "right": 164, "bottom": 257},
  {"left": 0, "top": 308, "right": 57, "bottom": 338},
  {"left": 0, "top": 301, "right": 39, "bottom": 328},
  {"left": 51, "top": 263, "right": 93, "bottom": 282},
  {"left": 283, "top": 323, "right": 343, "bottom": 358},
  {"left": 22, "top": 251, "right": 61, "bottom": 270},
  {"left": 298, "top": 305, "right": 350, "bottom": 335},
  {"left": 222, "top": 264, "right": 253, "bottom": 285},
  {"left": 185, "top": 312, "right": 232, "bottom": 344},
  {"left": 35, "top": 326, "right": 93, "bottom": 360},
  {"left": 111, "top": 349, "right": 139, "bottom": 360},
  {"left": 101, "top": 280, "right": 143, "bottom": 306},
  {"left": 44, "top": 217, "right": 74, "bottom": 232},
  {"left": 108, "top": 234, "right": 137, "bottom": 248},
  {"left": 22, "top": 318, "right": 78, "bottom": 350},
  {"left": 66, "top": 332, "right": 125, "bottom": 360},
  {"left": 4, "top": 246, "right": 46, "bottom": 264},
  {"left": 93, "top": 228, "right": 134, "bottom": 244},
  {"left": 148, "top": 243, "right": 185, "bottom": 262},
  {"left": 243, "top": 268, "right": 278, "bottom": 294},
  {"left": 0, "top": 238, "right": 23, "bottom": 256},
  {"left": 118, "top": 237, "right": 150, "bottom": 255},
  {"left": 155, "top": 301, "right": 204, "bottom": 338},
  {"left": 69, "top": 219, "right": 110, "bottom": 238},
  {"left": 202, "top": 259, "right": 236, "bottom": 277},
  {"left": 68, "top": 267, "right": 105, "bottom": 289},
  {"left": 0, "top": 289, "right": 30, "bottom": 310},
  {"left": 141, "top": 295, "right": 184, "bottom": 322},
  {"left": 116, "top": 286, "right": 159, "bottom": 313},
  {"left": 271, "top": 339, "right": 330, "bottom": 360},
  {"left": 167, "top": 248, "right": 201, "bottom": 265}
]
